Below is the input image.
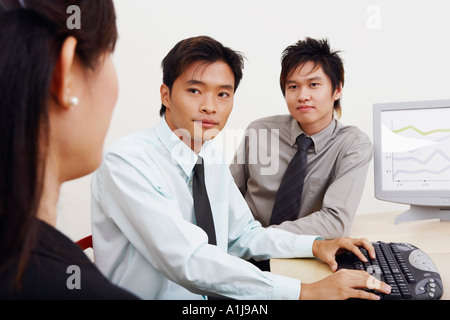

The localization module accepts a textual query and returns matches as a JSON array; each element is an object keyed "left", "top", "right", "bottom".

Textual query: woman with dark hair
[{"left": 0, "top": 0, "right": 137, "bottom": 299}]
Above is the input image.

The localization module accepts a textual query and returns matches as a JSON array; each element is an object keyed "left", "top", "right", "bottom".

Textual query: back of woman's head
[{"left": 0, "top": 0, "right": 117, "bottom": 283}]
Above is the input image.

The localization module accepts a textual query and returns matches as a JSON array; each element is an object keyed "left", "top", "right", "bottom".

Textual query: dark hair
[
  {"left": 280, "top": 37, "right": 344, "bottom": 118},
  {"left": 159, "top": 35, "right": 245, "bottom": 117},
  {"left": 0, "top": 0, "right": 117, "bottom": 286}
]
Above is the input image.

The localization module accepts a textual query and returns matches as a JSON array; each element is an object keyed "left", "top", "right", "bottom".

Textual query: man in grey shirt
[{"left": 230, "top": 38, "right": 372, "bottom": 240}]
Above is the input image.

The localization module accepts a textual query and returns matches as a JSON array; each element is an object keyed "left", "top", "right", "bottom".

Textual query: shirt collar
[
  {"left": 289, "top": 117, "right": 337, "bottom": 153},
  {"left": 155, "top": 118, "right": 214, "bottom": 177}
]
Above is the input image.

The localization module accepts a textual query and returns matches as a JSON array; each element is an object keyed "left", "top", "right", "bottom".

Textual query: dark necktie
[
  {"left": 192, "top": 156, "right": 217, "bottom": 245},
  {"left": 270, "top": 134, "right": 313, "bottom": 225}
]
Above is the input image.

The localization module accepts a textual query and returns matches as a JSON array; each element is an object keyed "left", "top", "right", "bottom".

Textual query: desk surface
[{"left": 271, "top": 211, "right": 450, "bottom": 300}]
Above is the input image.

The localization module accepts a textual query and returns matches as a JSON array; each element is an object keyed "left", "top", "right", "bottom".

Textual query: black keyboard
[{"left": 336, "top": 241, "right": 443, "bottom": 300}]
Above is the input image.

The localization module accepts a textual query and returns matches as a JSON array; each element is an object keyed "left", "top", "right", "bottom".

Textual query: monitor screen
[{"left": 373, "top": 99, "right": 450, "bottom": 223}]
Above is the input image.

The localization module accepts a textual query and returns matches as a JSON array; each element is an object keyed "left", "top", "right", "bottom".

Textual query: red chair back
[{"left": 76, "top": 235, "right": 93, "bottom": 250}]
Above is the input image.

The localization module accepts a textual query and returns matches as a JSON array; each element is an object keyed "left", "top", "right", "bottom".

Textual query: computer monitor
[{"left": 373, "top": 99, "right": 450, "bottom": 224}]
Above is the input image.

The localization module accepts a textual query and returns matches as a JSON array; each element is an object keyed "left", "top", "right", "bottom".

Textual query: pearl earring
[{"left": 69, "top": 96, "right": 79, "bottom": 107}]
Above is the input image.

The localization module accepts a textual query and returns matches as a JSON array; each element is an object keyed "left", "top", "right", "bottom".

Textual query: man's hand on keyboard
[
  {"left": 300, "top": 237, "right": 392, "bottom": 300},
  {"left": 312, "top": 237, "right": 375, "bottom": 272},
  {"left": 299, "top": 268, "right": 392, "bottom": 300}
]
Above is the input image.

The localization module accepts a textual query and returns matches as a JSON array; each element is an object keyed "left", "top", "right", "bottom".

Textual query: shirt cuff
[
  {"left": 293, "top": 235, "right": 324, "bottom": 257},
  {"left": 271, "top": 235, "right": 323, "bottom": 299},
  {"left": 271, "top": 273, "right": 302, "bottom": 300}
]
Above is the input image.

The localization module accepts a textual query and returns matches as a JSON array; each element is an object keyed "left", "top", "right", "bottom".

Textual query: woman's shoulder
[{"left": 0, "top": 220, "right": 138, "bottom": 300}]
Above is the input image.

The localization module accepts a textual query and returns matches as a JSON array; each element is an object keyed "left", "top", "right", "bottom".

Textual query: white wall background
[{"left": 56, "top": 0, "right": 450, "bottom": 241}]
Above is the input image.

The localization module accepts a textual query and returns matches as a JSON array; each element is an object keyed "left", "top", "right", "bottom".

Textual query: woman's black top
[{"left": 0, "top": 219, "right": 138, "bottom": 300}]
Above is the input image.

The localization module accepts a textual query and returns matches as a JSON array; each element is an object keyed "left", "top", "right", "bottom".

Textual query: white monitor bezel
[{"left": 373, "top": 99, "right": 450, "bottom": 208}]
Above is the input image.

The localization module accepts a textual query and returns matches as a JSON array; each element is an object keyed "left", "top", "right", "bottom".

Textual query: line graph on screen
[{"left": 381, "top": 108, "right": 450, "bottom": 186}]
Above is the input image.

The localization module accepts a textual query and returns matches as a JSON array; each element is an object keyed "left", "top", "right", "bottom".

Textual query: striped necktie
[{"left": 270, "top": 134, "right": 313, "bottom": 225}]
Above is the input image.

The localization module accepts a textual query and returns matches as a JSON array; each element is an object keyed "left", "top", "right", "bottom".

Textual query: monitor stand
[{"left": 395, "top": 205, "right": 450, "bottom": 224}]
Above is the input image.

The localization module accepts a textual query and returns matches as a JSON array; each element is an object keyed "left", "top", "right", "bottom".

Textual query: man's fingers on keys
[
  {"left": 348, "top": 243, "right": 369, "bottom": 263},
  {"left": 344, "top": 270, "right": 384, "bottom": 300},
  {"left": 352, "top": 289, "right": 381, "bottom": 300},
  {"left": 359, "top": 238, "right": 376, "bottom": 260},
  {"left": 366, "top": 274, "right": 392, "bottom": 294}
]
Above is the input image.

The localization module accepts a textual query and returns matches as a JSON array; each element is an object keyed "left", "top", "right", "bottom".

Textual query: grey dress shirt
[{"left": 230, "top": 115, "right": 373, "bottom": 239}]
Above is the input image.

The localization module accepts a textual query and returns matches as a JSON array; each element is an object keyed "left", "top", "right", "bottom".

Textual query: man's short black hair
[
  {"left": 280, "top": 37, "right": 345, "bottom": 117},
  {"left": 159, "top": 35, "right": 245, "bottom": 117}
]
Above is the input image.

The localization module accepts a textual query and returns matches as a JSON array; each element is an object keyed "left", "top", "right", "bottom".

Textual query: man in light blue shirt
[{"left": 91, "top": 36, "right": 390, "bottom": 300}]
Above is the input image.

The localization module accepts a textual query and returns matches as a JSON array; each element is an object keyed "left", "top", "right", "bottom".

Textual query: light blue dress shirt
[{"left": 91, "top": 118, "right": 322, "bottom": 300}]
